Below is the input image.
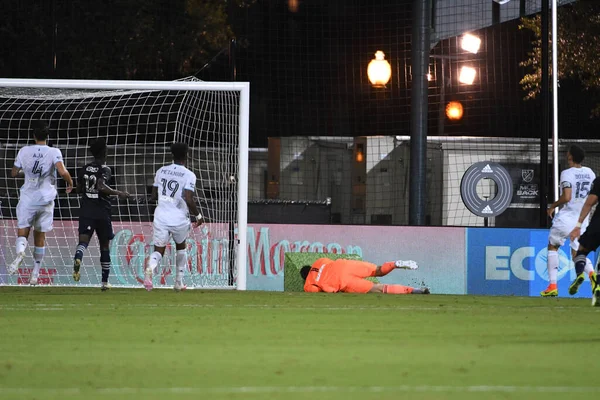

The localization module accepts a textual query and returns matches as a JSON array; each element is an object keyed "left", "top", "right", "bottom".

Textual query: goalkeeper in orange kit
[{"left": 300, "top": 257, "right": 430, "bottom": 294}]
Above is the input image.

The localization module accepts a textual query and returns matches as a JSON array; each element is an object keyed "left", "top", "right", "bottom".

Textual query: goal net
[{"left": 0, "top": 78, "right": 249, "bottom": 290}]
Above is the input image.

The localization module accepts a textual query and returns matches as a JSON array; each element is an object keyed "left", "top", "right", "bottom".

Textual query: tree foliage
[
  {"left": 0, "top": 0, "right": 253, "bottom": 80},
  {"left": 520, "top": 1, "right": 600, "bottom": 116}
]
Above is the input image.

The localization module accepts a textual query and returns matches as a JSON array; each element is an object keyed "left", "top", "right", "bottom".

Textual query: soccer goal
[{"left": 0, "top": 78, "right": 249, "bottom": 290}]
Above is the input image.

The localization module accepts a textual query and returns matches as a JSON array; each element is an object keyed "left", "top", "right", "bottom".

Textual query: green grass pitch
[{"left": 0, "top": 287, "right": 599, "bottom": 400}]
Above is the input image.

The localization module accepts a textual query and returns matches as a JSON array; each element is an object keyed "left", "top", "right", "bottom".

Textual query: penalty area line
[{"left": 1, "top": 385, "right": 599, "bottom": 395}]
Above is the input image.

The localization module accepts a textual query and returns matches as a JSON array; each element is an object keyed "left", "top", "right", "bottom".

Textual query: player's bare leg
[
  {"left": 369, "top": 283, "right": 430, "bottom": 295},
  {"left": 571, "top": 247, "right": 594, "bottom": 296},
  {"left": 571, "top": 246, "right": 599, "bottom": 305},
  {"left": 29, "top": 230, "right": 46, "bottom": 286},
  {"left": 73, "top": 233, "right": 91, "bottom": 282},
  {"left": 173, "top": 241, "right": 187, "bottom": 292},
  {"left": 8, "top": 227, "right": 30, "bottom": 275},
  {"left": 570, "top": 247, "right": 596, "bottom": 295},
  {"left": 99, "top": 240, "right": 112, "bottom": 291},
  {"left": 144, "top": 246, "right": 166, "bottom": 291}
]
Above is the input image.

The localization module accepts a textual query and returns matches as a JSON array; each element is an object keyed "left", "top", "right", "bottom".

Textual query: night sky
[{"left": 1, "top": 0, "right": 599, "bottom": 148}]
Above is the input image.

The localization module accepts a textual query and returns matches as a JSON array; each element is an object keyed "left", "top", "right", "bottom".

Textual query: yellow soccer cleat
[
  {"left": 569, "top": 273, "right": 586, "bottom": 295},
  {"left": 591, "top": 273, "right": 600, "bottom": 307},
  {"left": 540, "top": 286, "right": 558, "bottom": 297},
  {"left": 592, "top": 287, "right": 600, "bottom": 307},
  {"left": 73, "top": 259, "right": 81, "bottom": 282}
]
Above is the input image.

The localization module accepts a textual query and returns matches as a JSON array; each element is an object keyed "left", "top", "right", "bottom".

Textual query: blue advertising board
[{"left": 467, "top": 228, "right": 596, "bottom": 297}]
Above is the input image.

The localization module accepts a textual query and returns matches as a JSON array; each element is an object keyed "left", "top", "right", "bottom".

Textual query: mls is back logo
[{"left": 521, "top": 169, "right": 534, "bottom": 183}]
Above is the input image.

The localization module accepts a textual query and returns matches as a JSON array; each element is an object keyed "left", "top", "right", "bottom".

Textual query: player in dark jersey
[
  {"left": 569, "top": 176, "right": 600, "bottom": 306},
  {"left": 72, "top": 139, "right": 129, "bottom": 290}
]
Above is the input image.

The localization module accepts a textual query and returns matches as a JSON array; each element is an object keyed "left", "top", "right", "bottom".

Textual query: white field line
[
  {"left": 1, "top": 385, "right": 599, "bottom": 395},
  {"left": 0, "top": 303, "right": 592, "bottom": 312}
]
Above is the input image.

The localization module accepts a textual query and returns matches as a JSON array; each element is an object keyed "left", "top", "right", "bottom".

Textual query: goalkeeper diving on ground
[{"left": 300, "top": 257, "right": 430, "bottom": 294}]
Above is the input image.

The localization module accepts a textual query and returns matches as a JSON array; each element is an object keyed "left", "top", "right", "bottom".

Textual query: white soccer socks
[
  {"left": 15, "top": 236, "right": 27, "bottom": 255},
  {"left": 547, "top": 250, "right": 558, "bottom": 284},
  {"left": 175, "top": 250, "right": 187, "bottom": 285},
  {"left": 147, "top": 252, "right": 163, "bottom": 273}
]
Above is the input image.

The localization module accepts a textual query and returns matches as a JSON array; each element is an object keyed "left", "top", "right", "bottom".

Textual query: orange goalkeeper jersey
[
  {"left": 303, "top": 258, "right": 378, "bottom": 293},
  {"left": 303, "top": 258, "right": 339, "bottom": 293}
]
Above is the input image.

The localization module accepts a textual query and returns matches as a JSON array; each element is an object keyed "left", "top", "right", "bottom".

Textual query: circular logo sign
[{"left": 460, "top": 162, "right": 513, "bottom": 217}]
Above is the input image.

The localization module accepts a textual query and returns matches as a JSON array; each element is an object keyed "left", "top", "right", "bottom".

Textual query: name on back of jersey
[{"left": 161, "top": 169, "right": 185, "bottom": 178}]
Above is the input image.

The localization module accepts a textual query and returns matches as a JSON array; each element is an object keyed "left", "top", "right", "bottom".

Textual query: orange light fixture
[
  {"left": 446, "top": 101, "right": 464, "bottom": 121},
  {"left": 288, "top": 0, "right": 299, "bottom": 12}
]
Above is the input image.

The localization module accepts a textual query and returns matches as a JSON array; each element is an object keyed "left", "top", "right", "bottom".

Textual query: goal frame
[{"left": 0, "top": 78, "right": 249, "bottom": 290}]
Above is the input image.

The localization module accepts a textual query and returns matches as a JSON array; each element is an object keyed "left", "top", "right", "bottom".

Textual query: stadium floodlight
[
  {"left": 0, "top": 77, "right": 249, "bottom": 290},
  {"left": 461, "top": 34, "right": 481, "bottom": 54},
  {"left": 459, "top": 66, "right": 477, "bottom": 85}
]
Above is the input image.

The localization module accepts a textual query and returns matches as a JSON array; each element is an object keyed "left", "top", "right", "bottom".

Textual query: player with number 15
[{"left": 542, "top": 145, "right": 596, "bottom": 297}]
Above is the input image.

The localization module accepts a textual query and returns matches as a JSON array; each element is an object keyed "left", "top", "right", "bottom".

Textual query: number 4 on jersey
[{"left": 31, "top": 160, "right": 43, "bottom": 176}]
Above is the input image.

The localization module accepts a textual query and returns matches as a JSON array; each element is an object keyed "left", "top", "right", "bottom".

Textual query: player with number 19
[
  {"left": 144, "top": 142, "right": 203, "bottom": 292},
  {"left": 8, "top": 121, "right": 73, "bottom": 284},
  {"left": 72, "top": 138, "right": 129, "bottom": 290}
]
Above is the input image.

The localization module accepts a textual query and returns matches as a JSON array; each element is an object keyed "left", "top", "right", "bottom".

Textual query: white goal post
[{"left": 0, "top": 78, "right": 249, "bottom": 290}]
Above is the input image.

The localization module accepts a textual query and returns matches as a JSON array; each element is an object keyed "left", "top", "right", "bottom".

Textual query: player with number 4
[
  {"left": 144, "top": 142, "right": 203, "bottom": 292},
  {"left": 8, "top": 121, "right": 73, "bottom": 285},
  {"left": 542, "top": 145, "right": 596, "bottom": 297}
]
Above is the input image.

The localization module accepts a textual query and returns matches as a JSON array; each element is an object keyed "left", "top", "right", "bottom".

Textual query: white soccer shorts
[
  {"left": 152, "top": 221, "right": 190, "bottom": 247},
  {"left": 548, "top": 215, "right": 588, "bottom": 251},
  {"left": 16, "top": 200, "right": 55, "bottom": 232}
]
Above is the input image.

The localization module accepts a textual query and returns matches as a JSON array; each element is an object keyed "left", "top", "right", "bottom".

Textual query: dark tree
[{"left": 520, "top": 1, "right": 600, "bottom": 116}]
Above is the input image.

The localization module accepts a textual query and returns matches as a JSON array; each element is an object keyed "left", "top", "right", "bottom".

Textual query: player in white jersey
[
  {"left": 542, "top": 145, "right": 597, "bottom": 297},
  {"left": 144, "top": 142, "right": 203, "bottom": 291},
  {"left": 7, "top": 121, "right": 74, "bottom": 285}
]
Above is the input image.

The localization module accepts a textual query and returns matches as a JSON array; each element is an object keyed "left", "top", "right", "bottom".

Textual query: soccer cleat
[
  {"left": 173, "top": 282, "right": 187, "bottom": 292},
  {"left": 73, "top": 259, "right": 81, "bottom": 282},
  {"left": 100, "top": 282, "right": 111, "bottom": 292},
  {"left": 592, "top": 273, "right": 600, "bottom": 307},
  {"left": 569, "top": 273, "right": 586, "bottom": 295},
  {"left": 29, "top": 272, "right": 39, "bottom": 286},
  {"left": 592, "top": 286, "right": 600, "bottom": 307},
  {"left": 143, "top": 268, "right": 153, "bottom": 291},
  {"left": 8, "top": 252, "right": 25, "bottom": 275},
  {"left": 412, "top": 287, "right": 430, "bottom": 294},
  {"left": 395, "top": 260, "right": 418, "bottom": 270},
  {"left": 540, "top": 286, "right": 558, "bottom": 297}
]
